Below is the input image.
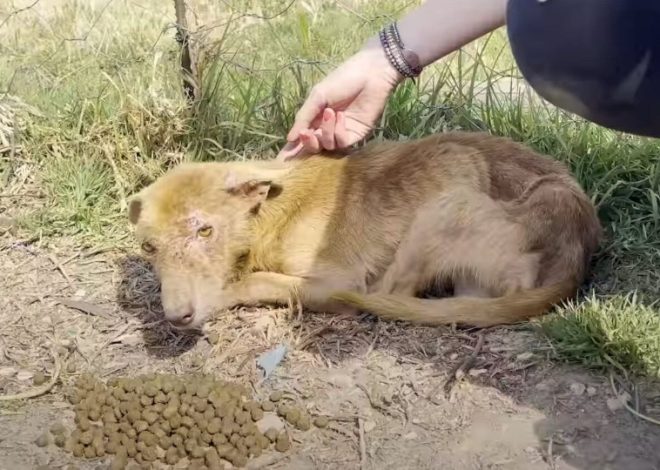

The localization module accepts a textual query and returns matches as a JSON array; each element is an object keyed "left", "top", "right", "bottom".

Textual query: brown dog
[{"left": 128, "top": 131, "right": 601, "bottom": 330}]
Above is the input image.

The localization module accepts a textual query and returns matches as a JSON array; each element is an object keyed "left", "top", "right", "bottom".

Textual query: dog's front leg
[
  {"left": 223, "top": 271, "right": 304, "bottom": 308},
  {"left": 222, "top": 271, "right": 362, "bottom": 315}
]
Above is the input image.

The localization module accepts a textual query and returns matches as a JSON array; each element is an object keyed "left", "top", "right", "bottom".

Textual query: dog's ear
[
  {"left": 128, "top": 196, "right": 143, "bottom": 225},
  {"left": 224, "top": 171, "right": 282, "bottom": 206}
]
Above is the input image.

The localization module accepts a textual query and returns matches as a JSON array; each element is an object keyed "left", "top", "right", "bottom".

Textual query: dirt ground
[{"left": 1, "top": 215, "right": 660, "bottom": 470}]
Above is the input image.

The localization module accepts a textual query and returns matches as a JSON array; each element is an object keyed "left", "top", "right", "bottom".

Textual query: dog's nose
[{"left": 168, "top": 306, "right": 194, "bottom": 328}]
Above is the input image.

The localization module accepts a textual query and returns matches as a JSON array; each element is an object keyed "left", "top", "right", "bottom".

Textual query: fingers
[
  {"left": 319, "top": 108, "right": 336, "bottom": 150},
  {"left": 276, "top": 140, "right": 305, "bottom": 162},
  {"left": 334, "top": 111, "right": 353, "bottom": 148},
  {"left": 287, "top": 87, "right": 326, "bottom": 142},
  {"left": 300, "top": 129, "right": 321, "bottom": 154}
]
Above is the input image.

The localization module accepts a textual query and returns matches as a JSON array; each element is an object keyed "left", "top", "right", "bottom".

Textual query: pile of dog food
[{"left": 37, "top": 372, "right": 329, "bottom": 469}]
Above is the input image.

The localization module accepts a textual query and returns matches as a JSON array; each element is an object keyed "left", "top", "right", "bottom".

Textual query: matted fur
[{"left": 128, "top": 131, "right": 601, "bottom": 330}]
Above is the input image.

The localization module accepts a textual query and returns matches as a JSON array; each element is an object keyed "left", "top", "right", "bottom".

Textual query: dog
[{"left": 127, "top": 131, "right": 601, "bottom": 330}]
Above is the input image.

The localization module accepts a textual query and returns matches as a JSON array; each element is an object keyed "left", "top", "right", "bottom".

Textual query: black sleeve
[{"left": 506, "top": 0, "right": 660, "bottom": 138}]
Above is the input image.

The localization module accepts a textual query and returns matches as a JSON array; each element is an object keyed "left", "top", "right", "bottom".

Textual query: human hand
[{"left": 277, "top": 43, "right": 403, "bottom": 161}]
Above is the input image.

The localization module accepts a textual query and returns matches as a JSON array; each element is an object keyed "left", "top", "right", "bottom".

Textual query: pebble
[
  {"left": 569, "top": 382, "right": 585, "bottom": 396},
  {"left": 363, "top": 421, "right": 376, "bottom": 433}
]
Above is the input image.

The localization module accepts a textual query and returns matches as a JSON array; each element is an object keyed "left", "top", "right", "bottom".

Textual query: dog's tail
[{"left": 329, "top": 280, "right": 576, "bottom": 328}]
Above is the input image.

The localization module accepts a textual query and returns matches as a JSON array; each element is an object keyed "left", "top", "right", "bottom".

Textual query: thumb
[{"left": 287, "top": 88, "right": 326, "bottom": 141}]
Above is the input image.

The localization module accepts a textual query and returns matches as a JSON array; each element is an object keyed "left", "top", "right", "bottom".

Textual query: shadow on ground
[{"left": 115, "top": 254, "right": 201, "bottom": 359}]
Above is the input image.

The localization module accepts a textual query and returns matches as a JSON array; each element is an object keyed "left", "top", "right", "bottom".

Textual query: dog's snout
[{"left": 167, "top": 304, "right": 195, "bottom": 328}]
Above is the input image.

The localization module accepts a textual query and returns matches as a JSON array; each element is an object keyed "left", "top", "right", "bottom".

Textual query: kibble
[{"left": 59, "top": 372, "right": 315, "bottom": 468}]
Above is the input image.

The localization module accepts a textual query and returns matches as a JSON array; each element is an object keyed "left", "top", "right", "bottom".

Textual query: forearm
[{"left": 364, "top": 0, "right": 508, "bottom": 68}]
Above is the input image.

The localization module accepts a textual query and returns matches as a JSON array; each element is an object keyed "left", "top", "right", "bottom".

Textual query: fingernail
[{"left": 323, "top": 109, "right": 332, "bottom": 121}]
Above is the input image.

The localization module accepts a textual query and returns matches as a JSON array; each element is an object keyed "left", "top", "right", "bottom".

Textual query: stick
[
  {"left": 357, "top": 417, "right": 367, "bottom": 470},
  {"left": 441, "top": 332, "right": 486, "bottom": 398},
  {"left": 0, "top": 348, "right": 62, "bottom": 401},
  {"left": 173, "top": 0, "right": 197, "bottom": 103}
]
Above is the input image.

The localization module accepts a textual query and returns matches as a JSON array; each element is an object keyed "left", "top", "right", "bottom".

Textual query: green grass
[{"left": 1, "top": 0, "right": 659, "bottom": 379}]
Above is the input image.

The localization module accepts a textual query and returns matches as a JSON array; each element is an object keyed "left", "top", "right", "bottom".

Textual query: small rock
[
  {"left": 255, "top": 413, "right": 285, "bottom": 434},
  {"left": 16, "top": 370, "right": 34, "bottom": 381},
  {"left": 34, "top": 432, "right": 50, "bottom": 447},
  {"left": 33, "top": 372, "right": 48, "bottom": 386},
  {"left": 569, "top": 382, "right": 585, "bottom": 396},
  {"left": 403, "top": 432, "right": 417, "bottom": 440},
  {"left": 449, "top": 353, "right": 459, "bottom": 361},
  {"left": 586, "top": 386, "right": 597, "bottom": 396},
  {"left": 363, "top": 421, "right": 376, "bottom": 433}
]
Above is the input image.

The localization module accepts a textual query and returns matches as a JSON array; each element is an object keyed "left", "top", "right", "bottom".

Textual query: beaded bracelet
[{"left": 378, "top": 22, "right": 423, "bottom": 79}]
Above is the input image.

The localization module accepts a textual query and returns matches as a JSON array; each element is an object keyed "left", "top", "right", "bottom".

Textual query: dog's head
[{"left": 128, "top": 162, "right": 286, "bottom": 330}]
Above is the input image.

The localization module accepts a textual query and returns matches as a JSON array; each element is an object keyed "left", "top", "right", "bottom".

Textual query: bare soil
[{"left": 1, "top": 214, "right": 659, "bottom": 470}]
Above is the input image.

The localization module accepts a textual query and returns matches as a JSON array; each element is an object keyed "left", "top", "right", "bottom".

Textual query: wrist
[{"left": 361, "top": 35, "right": 406, "bottom": 87}]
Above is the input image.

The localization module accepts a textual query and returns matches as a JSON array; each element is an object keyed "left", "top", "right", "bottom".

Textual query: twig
[
  {"left": 609, "top": 373, "right": 660, "bottom": 426},
  {"left": 0, "top": 348, "right": 62, "bottom": 401},
  {"left": 47, "top": 253, "right": 73, "bottom": 286},
  {"left": 173, "top": 0, "right": 198, "bottom": 103},
  {"left": 441, "top": 332, "right": 486, "bottom": 399},
  {"left": 357, "top": 417, "right": 367, "bottom": 470}
]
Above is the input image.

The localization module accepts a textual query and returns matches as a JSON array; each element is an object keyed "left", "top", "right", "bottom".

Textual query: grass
[{"left": 1, "top": 0, "right": 659, "bottom": 379}]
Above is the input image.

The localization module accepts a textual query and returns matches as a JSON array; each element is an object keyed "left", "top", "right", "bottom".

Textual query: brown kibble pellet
[
  {"left": 212, "top": 433, "right": 227, "bottom": 446},
  {"left": 72, "top": 443, "right": 84, "bottom": 457},
  {"left": 126, "top": 408, "right": 141, "bottom": 424},
  {"left": 159, "top": 435, "right": 172, "bottom": 449},
  {"left": 277, "top": 404, "right": 290, "bottom": 417},
  {"left": 34, "top": 432, "right": 49, "bottom": 447},
  {"left": 275, "top": 432, "right": 290, "bottom": 452},
  {"left": 171, "top": 434, "right": 183, "bottom": 447},
  {"left": 260, "top": 400, "right": 274, "bottom": 412},
  {"left": 314, "top": 416, "right": 329, "bottom": 428},
  {"left": 285, "top": 408, "right": 300, "bottom": 425},
  {"left": 134, "top": 420, "right": 148, "bottom": 432},
  {"left": 256, "top": 434, "right": 270, "bottom": 449},
  {"left": 165, "top": 447, "right": 179, "bottom": 465},
  {"left": 264, "top": 428, "right": 279, "bottom": 442},
  {"left": 296, "top": 414, "right": 311, "bottom": 431},
  {"left": 247, "top": 402, "right": 262, "bottom": 420},
  {"left": 50, "top": 421, "right": 67, "bottom": 435},
  {"left": 142, "top": 445, "right": 159, "bottom": 462},
  {"left": 269, "top": 391, "right": 283, "bottom": 402},
  {"left": 83, "top": 445, "right": 96, "bottom": 458},
  {"left": 88, "top": 407, "right": 100, "bottom": 422},
  {"left": 206, "top": 417, "right": 222, "bottom": 434},
  {"left": 139, "top": 395, "right": 152, "bottom": 407},
  {"left": 138, "top": 431, "right": 157, "bottom": 447},
  {"left": 54, "top": 434, "right": 67, "bottom": 448},
  {"left": 190, "top": 445, "right": 205, "bottom": 458},
  {"left": 77, "top": 416, "right": 91, "bottom": 431},
  {"left": 78, "top": 431, "right": 93, "bottom": 445},
  {"left": 244, "top": 435, "right": 256, "bottom": 447}
]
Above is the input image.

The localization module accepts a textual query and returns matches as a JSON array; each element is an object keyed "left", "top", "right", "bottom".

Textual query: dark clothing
[{"left": 506, "top": 0, "right": 660, "bottom": 137}]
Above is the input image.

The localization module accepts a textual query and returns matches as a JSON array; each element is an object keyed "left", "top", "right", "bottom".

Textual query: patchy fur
[{"left": 128, "top": 131, "right": 601, "bottom": 330}]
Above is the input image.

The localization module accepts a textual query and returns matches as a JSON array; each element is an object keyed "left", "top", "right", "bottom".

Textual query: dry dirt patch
[{"left": 0, "top": 233, "right": 659, "bottom": 470}]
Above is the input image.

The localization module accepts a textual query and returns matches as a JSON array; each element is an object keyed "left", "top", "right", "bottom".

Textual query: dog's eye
[
  {"left": 141, "top": 241, "right": 156, "bottom": 254},
  {"left": 197, "top": 226, "right": 213, "bottom": 238}
]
